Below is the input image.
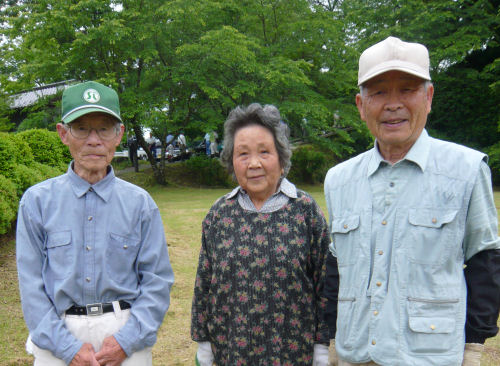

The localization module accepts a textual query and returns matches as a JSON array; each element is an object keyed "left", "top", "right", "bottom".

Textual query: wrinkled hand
[
  {"left": 69, "top": 343, "right": 99, "bottom": 366},
  {"left": 95, "top": 336, "right": 127, "bottom": 366},
  {"left": 328, "top": 339, "right": 338, "bottom": 366},
  {"left": 461, "top": 343, "right": 484, "bottom": 366}
]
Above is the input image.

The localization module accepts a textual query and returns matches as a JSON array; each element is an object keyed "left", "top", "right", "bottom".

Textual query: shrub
[
  {"left": 0, "top": 174, "right": 18, "bottom": 235},
  {"left": 487, "top": 142, "right": 500, "bottom": 186},
  {"left": 181, "top": 155, "right": 232, "bottom": 187},
  {"left": 32, "top": 161, "right": 65, "bottom": 180},
  {"left": 288, "top": 145, "right": 333, "bottom": 184},
  {"left": 10, "top": 164, "right": 45, "bottom": 198},
  {"left": 0, "top": 132, "right": 22, "bottom": 177},
  {"left": 16, "top": 129, "right": 71, "bottom": 170}
]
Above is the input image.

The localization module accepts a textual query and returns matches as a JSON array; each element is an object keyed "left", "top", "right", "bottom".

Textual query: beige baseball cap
[{"left": 358, "top": 36, "right": 431, "bottom": 86}]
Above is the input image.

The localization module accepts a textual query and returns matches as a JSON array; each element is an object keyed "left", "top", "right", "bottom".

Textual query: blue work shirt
[
  {"left": 16, "top": 164, "right": 174, "bottom": 364},
  {"left": 324, "top": 130, "right": 500, "bottom": 365}
]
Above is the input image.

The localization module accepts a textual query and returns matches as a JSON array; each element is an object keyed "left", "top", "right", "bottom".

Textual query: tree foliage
[{"left": 1, "top": 0, "right": 499, "bottom": 183}]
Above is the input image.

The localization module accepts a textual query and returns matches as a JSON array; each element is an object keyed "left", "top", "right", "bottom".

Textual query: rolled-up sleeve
[
  {"left": 16, "top": 195, "right": 83, "bottom": 364},
  {"left": 114, "top": 206, "right": 174, "bottom": 355}
]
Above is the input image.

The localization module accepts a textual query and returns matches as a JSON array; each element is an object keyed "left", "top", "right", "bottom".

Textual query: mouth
[{"left": 381, "top": 118, "right": 408, "bottom": 127}]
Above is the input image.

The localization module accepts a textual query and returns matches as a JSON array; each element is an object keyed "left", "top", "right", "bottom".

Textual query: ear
[
  {"left": 355, "top": 94, "right": 366, "bottom": 121},
  {"left": 56, "top": 123, "right": 70, "bottom": 146},
  {"left": 115, "top": 124, "right": 125, "bottom": 147},
  {"left": 426, "top": 83, "right": 434, "bottom": 114}
]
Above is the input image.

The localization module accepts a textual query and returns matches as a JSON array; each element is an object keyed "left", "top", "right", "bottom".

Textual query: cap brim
[
  {"left": 358, "top": 62, "right": 431, "bottom": 86},
  {"left": 62, "top": 106, "right": 122, "bottom": 124}
]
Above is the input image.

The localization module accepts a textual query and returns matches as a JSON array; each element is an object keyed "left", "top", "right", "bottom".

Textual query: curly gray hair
[{"left": 221, "top": 103, "right": 292, "bottom": 177}]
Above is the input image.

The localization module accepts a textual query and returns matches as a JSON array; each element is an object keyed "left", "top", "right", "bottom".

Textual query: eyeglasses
[{"left": 67, "top": 124, "right": 120, "bottom": 140}]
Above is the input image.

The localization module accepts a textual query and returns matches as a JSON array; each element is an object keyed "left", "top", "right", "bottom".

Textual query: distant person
[
  {"left": 204, "top": 132, "right": 211, "bottom": 156},
  {"left": 127, "top": 134, "right": 137, "bottom": 162},
  {"left": 191, "top": 103, "right": 330, "bottom": 365},
  {"left": 166, "top": 132, "right": 174, "bottom": 145},
  {"left": 16, "top": 81, "right": 174, "bottom": 366},
  {"left": 209, "top": 130, "right": 218, "bottom": 156},
  {"left": 324, "top": 36, "right": 500, "bottom": 366},
  {"left": 177, "top": 132, "right": 186, "bottom": 150}
]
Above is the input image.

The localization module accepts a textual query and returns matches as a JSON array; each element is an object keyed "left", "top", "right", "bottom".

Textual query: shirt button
[
  {"left": 373, "top": 310, "right": 379, "bottom": 316},
  {"left": 343, "top": 224, "right": 348, "bottom": 229},
  {"left": 432, "top": 218, "right": 437, "bottom": 224},
  {"left": 86, "top": 277, "right": 91, "bottom": 282},
  {"left": 389, "top": 182, "right": 395, "bottom": 187},
  {"left": 378, "top": 250, "right": 383, "bottom": 255},
  {"left": 371, "top": 340, "right": 376, "bottom": 345},
  {"left": 86, "top": 246, "right": 91, "bottom": 251},
  {"left": 381, "top": 220, "right": 387, "bottom": 225},
  {"left": 430, "top": 324, "right": 436, "bottom": 330},
  {"left": 376, "top": 281, "right": 382, "bottom": 287},
  {"left": 123, "top": 245, "right": 128, "bottom": 249},
  {"left": 88, "top": 216, "right": 93, "bottom": 221}
]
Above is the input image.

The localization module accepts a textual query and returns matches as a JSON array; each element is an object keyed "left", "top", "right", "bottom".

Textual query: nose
[
  {"left": 248, "top": 155, "right": 262, "bottom": 168},
  {"left": 384, "top": 89, "right": 403, "bottom": 111},
  {"left": 86, "top": 129, "right": 102, "bottom": 144}
]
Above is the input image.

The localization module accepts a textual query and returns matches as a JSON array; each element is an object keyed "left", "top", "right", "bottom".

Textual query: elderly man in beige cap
[{"left": 323, "top": 37, "right": 500, "bottom": 366}]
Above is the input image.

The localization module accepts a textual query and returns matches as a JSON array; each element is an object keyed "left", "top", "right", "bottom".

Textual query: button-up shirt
[
  {"left": 226, "top": 177, "right": 297, "bottom": 213},
  {"left": 16, "top": 165, "right": 174, "bottom": 364},
  {"left": 324, "top": 130, "right": 500, "bottom": 365}
]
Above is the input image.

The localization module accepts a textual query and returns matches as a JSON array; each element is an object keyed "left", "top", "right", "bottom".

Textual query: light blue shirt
[
  {"left": 324, "top": 130, "right": 499, "bottom": 365},
  {"left": 16, "top": 164, "right": 174, "bottom": 364}
]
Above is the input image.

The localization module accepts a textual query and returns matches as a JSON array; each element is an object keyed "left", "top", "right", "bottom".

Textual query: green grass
[{"left": 1, "top": 186, "right": 499, "bottom": 365}]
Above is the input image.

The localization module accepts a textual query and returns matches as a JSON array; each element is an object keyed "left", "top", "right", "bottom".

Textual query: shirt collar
[
  {"left": 226, "top": 177, "right": 298, "bottom": 200},
  {"left": 67, "top": 162, "right": 115, "bottom": 202},
  {"left": 367, "top": 129, "right": 430, "bottom": 177}
]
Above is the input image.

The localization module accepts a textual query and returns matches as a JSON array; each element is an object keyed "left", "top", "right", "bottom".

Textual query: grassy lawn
[{"left": 1, "top": 183, "right": 499, "bottom": 365}]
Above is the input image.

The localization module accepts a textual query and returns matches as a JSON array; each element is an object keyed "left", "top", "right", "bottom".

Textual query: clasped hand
[{"left": 70, "top": 336, "right": 127, "bottom": 366}]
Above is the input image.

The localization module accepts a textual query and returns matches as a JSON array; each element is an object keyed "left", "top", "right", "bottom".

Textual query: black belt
[{"left": 66, "top": 300, "right": 131, "bottom": 316}]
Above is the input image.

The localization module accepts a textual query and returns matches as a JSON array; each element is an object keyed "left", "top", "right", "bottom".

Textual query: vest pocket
[
  {"left": 331, "top": 214, "right": 360, "bottom": 266},
  {"left": 406, "top": 208, "right": 459, "bottom": 265},
  {"left": 336, "top": 288, "right": 358, "bottom": 350},
  {"left": 405, "top": 297, "right": 458, "bottom": 354}
]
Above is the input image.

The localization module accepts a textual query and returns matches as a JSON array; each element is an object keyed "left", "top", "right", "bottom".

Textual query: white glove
[
  {"left": 313, "top": 343, "right": 329, "bottom": 366},
  {"left": 196, "top": 341, "right": 214, "bottom": 366},
  {"left": 328, "top": 339, "right": 338, "bottom": 366},
  {"left": 461, "top": 343, "right": 484, "bottom": 366}
]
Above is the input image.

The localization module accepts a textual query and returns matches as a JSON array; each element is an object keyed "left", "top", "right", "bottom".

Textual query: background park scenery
[{"left": 0, "top": 0, "right": 499, "bottom": 365}]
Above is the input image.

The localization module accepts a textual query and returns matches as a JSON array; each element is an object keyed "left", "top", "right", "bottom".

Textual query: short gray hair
[{"left": 221, "top": 103, "right": 292, "bottom": 177}]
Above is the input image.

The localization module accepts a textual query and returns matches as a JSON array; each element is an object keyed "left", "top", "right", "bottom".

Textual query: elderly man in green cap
[
  {"left": 324, "top": 37, "right": 500, "bottom": 366},
  {"left": 16, "top": 81, "right": 174, "bottom": 366}
]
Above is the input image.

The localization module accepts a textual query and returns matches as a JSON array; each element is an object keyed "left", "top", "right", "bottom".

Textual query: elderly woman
[{"left": 191, "top": 103, "right": 330, "bottom": 365}]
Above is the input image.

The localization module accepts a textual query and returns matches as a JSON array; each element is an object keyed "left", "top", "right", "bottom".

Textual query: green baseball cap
[{"left": 61, "top": 81, "right": 122, "bottom": 124}]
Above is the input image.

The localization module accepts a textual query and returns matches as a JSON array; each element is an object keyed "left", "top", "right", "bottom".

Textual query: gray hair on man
[{"left": 221, "top": 103, "right": 292, "bottom": 177}]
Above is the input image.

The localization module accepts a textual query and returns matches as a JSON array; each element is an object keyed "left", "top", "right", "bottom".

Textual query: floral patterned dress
[{"left": 191, "top": 190, "right": 330, "bottom": 365}]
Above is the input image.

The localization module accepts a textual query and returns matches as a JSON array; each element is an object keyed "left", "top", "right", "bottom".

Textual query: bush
[
  {"left": 16, "top": 129, "right": 71, "bottom": 170},
  {"left": 288, "top": 145, "right": 334, "bottom": 184},
  {"left": 32, "top": 161, "right": 65, "bottom": 180},
  {"left": 487, "top": 142, "right": 500, "bottom": 186},
  {"left": 181, "top": 155, "right": 232, "bottom": 187},
  {"left": 0, "top": 174, "right": 18, "bottom": 235},
  {"left": 0, "top": 132, "right": 22, "bottom": 177},
  {"left": 10, "top": 164, "right": 45, "bottom": 197}
]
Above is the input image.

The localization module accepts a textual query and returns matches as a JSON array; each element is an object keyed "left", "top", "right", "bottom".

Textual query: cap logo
[{"left": 83, "top": 88, "right": 100, "bottom": 103}]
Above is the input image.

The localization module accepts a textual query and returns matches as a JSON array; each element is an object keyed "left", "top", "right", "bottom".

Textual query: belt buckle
[{"left": 86, "top": 303, "right": 103, "bottom": 316}]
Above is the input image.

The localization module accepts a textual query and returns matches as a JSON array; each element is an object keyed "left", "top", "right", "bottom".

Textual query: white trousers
[{"left": 27, "top": 303, "right": 152, "bottom": 366}]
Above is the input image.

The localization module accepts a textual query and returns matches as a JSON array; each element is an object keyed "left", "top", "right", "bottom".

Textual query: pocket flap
[
  {"left": 46, "top": 230, "right": 71, "bottom": 248},
  {"left": 409, "top": 316, "right": 455, "bottom": 334},
  {"left": 408, "top": 209, "right": 458, "bottom": 228},
  {"left": 331, "top": 215, "right": 360, "bottom": 234},
  {"left": 109, "top": 232, "right": 140, "bottom": 247}
]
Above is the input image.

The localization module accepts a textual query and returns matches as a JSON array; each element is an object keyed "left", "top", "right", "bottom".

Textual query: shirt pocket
[
  {"left": 331, "top": 214, "right": 360, "bottom": 266},
  {"left": 46, "top": 230, "right": 73, "bottom": 279},
  {"left": 106, "top": 233, "right": 141, "bottom": 285},
  {"left": 336, "top": 288, "right": 359, "bottom": 350},
  {"left": 405, "top": 297, "right": 458, "bottom": 354},
  {"left": 406, "top": 208, "right": 459, "bottom": 265}
]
